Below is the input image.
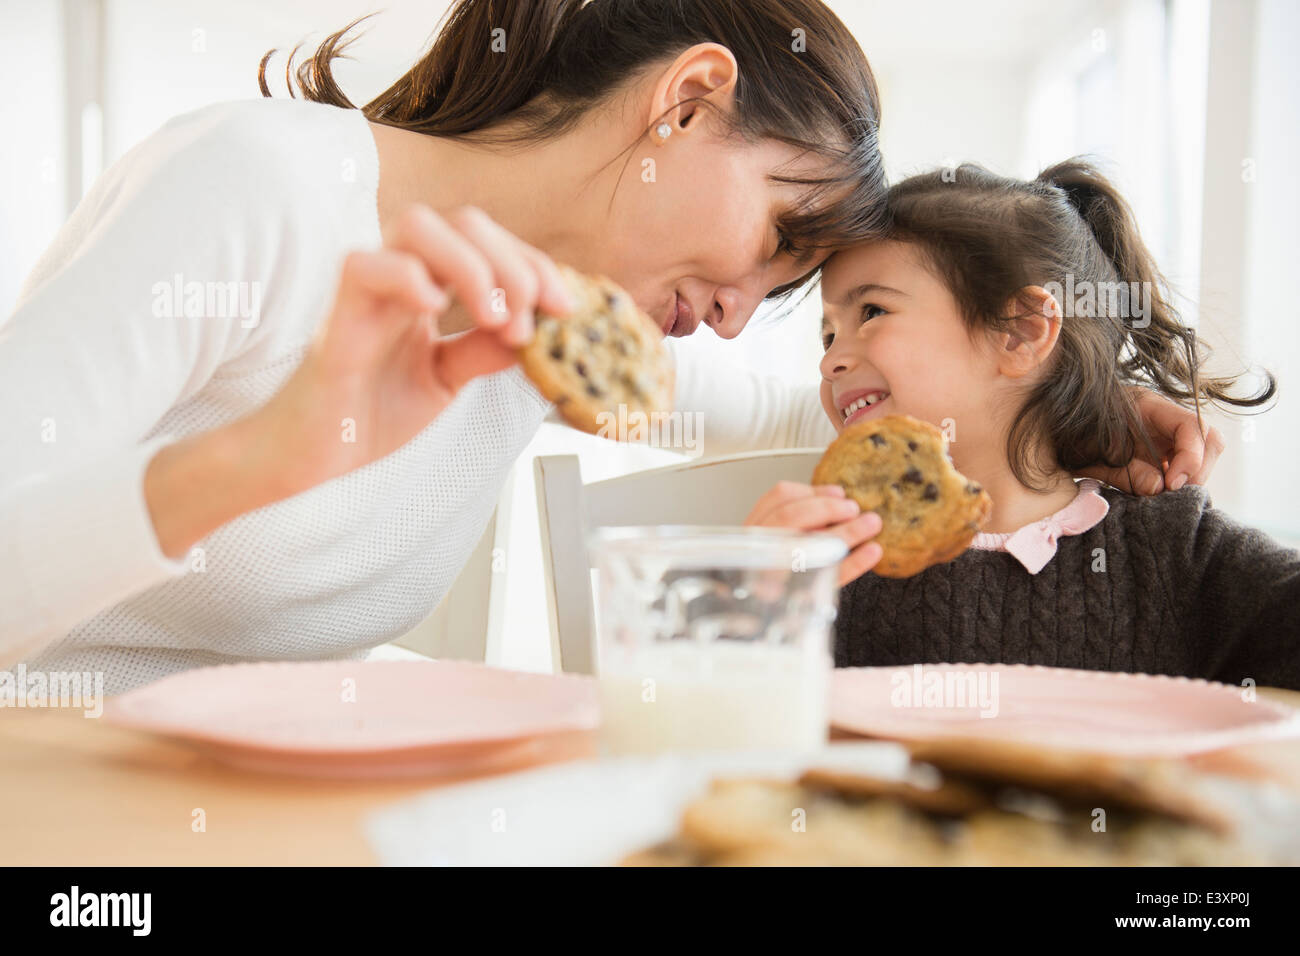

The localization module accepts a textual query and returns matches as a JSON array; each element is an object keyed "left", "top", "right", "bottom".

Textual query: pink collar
[{"left": 970, "top": 478, "right": 1110, "bottom": 574}]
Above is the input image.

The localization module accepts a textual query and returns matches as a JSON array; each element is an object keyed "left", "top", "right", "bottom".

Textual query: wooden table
[{"left": 3, "top": 689, "right": 1299, "bottom": 866}]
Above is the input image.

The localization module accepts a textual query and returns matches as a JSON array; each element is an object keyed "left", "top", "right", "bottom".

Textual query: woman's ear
[
  {"left": 646, "top": 43, "right": 739, "bottom": 138},
  {"left": 995, "top": 286, "right": 1062, "bottom": 378}
]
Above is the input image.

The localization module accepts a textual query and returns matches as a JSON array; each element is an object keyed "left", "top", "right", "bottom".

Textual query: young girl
[{"left": 748, "top": 159, "right": 1299, "bottom": 689}]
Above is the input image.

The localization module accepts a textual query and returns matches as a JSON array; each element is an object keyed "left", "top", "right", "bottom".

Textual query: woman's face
[
  {"left": 818, "top": 241, "right": 1004, "bottom": 455},
  {"left": 590, "top": 130, "right": 835, "bottom": 340}
]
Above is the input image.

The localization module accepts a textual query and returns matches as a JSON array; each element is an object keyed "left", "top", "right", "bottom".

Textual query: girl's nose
[{"left": 820, "top": 343, "right": 857, "bottom": 379}]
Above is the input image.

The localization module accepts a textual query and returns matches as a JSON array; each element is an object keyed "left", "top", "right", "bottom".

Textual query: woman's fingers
[
  {"left": 1166, "top": 420, "right": 1224, "bottom": 489},
  {"left": 1131, "top": 389, "right": 1227, "bottom": 491},
  {"left": 1076, "top": 461, "right": 1165, "bottom": 496},
  {"left": 1079, "top": 390, "right": 1227, "bottom": 496},
  {"left": 386, "top": 206, "right": 499, "bottom": 329},
  {"left": 336, "top": 248, "right": 447, "bottom": 317},
  {"left": 442, "top": 207, "right": 543, "bottom": 345},
  {"left": 386, "top": 204, "right": 571, "bottom": 346},
  {"left": 512, "top": 235, "right": 575, "bottom": 318},
  {"left": 1160, "top": 417, "right": 1208, "bottom": 490},
  {"left": 432, "top": 328, "right": 521, "bottom": 394},
  {"left": 1080, "top": 419, "right": 1223, "bottom": 495}
]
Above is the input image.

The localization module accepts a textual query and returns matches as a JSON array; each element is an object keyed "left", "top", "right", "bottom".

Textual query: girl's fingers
[
  {"left": 758, "top": 494, "right": 861, "bottom": 531},
  {"left": 745, "top": 482, "right": 848, "bottom": 525},
  {"left": 823, "top": 511, "right": 882, "bottom": 548},
  {"left": 813, "top": 484, "right": 847, "bottom": 497},
  {"left": 745, "top": 480, "right": 812, "bottom": 524},
  {"left": 838, "top": 541, "right": 884, "bottom": 587},
  {"left": 832, "top": 512, "right": 883, "bottom": 541}
]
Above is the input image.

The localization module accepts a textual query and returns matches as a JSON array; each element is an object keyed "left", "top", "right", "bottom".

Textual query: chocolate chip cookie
[
  {"left": 618, "top": 757, "right": 1273, "bottom": 866},
  {"left": 520, "top": 265, "right": 674, "bottom": 438},
  {"left": 811, "top": 414, "right": 992, "bottom": 577}
]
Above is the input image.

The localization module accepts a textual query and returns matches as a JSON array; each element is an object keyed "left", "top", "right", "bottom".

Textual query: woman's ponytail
[
  {"left": 258, "top": 0, "right": 889, "bottom": 249},
  {"left": 260, "top": 0, "right": 585, "bottom": 138}
]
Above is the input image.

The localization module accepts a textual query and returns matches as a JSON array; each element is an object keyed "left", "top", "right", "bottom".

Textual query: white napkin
[{"left": 364, "top": 742, "right": 908, "bottom": 866}]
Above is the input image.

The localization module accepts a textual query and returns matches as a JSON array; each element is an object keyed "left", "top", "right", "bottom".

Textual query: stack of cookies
[{"left": 620, "top": 737, "right": 1285, "bottom": 866}]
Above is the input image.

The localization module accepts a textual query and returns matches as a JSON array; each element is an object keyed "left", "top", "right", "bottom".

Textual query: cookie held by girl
[{"left": 812, "top": 415, "right": 991, "bottom": 577}]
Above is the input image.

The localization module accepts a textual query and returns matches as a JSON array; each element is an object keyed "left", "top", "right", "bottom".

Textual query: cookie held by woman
[
  {"left": 520, "top": 266, "right": 675, "bottom": 438},
  {"left": 812, "top": 414, "right": 992, "bottom": 577}
]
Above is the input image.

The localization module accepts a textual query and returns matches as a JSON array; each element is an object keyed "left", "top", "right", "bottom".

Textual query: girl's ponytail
[
  {"left": 1037, "top": 159, "right": 1275, "bottom": 416},
  {"left": 886, "top": 159, "right": 1275, "bottom": 490}
]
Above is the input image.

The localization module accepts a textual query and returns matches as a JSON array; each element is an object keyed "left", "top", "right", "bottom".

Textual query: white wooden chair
[{"left": 535, "top": 449, "right": 826, "bottom": 675}]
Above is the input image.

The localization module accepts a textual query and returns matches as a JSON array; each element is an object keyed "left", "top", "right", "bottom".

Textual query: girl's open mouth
[{"left": 840, "top": 389, "right": 890, "bottom": 426}]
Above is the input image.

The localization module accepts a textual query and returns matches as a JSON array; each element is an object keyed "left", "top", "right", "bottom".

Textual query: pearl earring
[{"left": 655, "top": 122, "right": 672, "bottom": 142}]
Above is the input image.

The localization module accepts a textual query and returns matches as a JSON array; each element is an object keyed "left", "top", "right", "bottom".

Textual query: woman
[{"left": 0, "top": 0, "right": 1219, "bottom": 692}]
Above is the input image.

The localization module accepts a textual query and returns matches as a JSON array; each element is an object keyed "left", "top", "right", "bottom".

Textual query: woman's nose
[{"left": 708, "top": 286, "right": 759, "bottom": 340}]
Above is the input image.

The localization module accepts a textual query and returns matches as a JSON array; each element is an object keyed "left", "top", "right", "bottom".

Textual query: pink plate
[
  {"left": 832, "top": 664, "right": 1300, "bottom": 757},
  {"left": 104, "top": 660, "right": 598, "bottom": 777}
]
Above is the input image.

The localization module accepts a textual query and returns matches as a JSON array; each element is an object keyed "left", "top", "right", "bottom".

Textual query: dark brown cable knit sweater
[{"left": 834, "top": 486, "right": 1300, "bottom": 690}]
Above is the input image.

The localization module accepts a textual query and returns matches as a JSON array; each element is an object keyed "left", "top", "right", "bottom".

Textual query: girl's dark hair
[
  {"left": 885, "top": 159, "right": 1275, "bottom": 489},
  {"left": 259, "top": 0, "right": 888, "bottom": 284}
]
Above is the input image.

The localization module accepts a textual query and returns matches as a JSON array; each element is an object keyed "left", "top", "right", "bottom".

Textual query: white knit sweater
[{"left": 0, "top": 98, "right": 833, "bottom": 694}]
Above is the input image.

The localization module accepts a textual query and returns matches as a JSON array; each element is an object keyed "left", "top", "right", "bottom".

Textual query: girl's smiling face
[{"left": 818, "top": 241, "right": 1006, "bottom": 450}]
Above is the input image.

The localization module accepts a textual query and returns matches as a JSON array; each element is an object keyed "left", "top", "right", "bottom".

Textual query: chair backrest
[{"left": 535, "top": 448, "right": 825, "bottom": 674}]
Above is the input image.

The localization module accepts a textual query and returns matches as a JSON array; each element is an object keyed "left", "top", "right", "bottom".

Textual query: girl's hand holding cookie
[{"left": 744, "top": 481, "right": 884, "bottom": 586}]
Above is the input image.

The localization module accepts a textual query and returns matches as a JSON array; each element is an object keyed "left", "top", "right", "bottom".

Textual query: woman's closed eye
[{"left": 775, "top": 229, "right": 803, "bottom": 258}]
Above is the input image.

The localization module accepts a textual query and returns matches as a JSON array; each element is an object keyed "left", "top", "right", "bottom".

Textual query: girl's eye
[
  {"left": 861, "top": 304, "right": 886, "bottom": 322},
  {"left": 821, "top": 331, "right": 834, "bottom": 350}
]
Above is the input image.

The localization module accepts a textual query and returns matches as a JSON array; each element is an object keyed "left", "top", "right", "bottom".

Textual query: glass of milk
[{"left": 589, "top": 526, "right": 847, "bottom": 756}]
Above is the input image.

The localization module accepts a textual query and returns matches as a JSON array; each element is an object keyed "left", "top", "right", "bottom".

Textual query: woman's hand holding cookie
[
  {"left": 247, "top": 204, "right": 572, "bottom": 501},
  {"left": 744, "top": 481, "right": 883, "bottom": 586}
]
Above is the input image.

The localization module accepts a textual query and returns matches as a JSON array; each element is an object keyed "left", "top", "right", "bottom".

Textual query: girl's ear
[{"left": 995, "top": 286, "right": 1062, "bottom": 378}]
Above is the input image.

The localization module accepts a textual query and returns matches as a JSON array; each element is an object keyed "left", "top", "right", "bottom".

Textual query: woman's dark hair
[
  {"left": 259, "top": 0, "right": 889, "bottom": 289},
  {"left": 884, "top": 159, "right": 1275, "bottom": 490}
]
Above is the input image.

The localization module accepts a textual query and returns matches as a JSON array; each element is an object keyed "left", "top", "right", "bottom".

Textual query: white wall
[
  {"left": 0, "top": 0, "right": 66, "bottom": 314},
  {"left": 1238, "top": 0, "right": 1300, "bottom": 541},
  {"left": 99, "top": 0, "right": 451, "bottom": 165}
]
